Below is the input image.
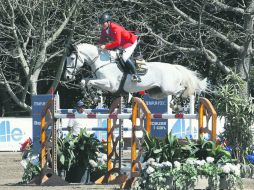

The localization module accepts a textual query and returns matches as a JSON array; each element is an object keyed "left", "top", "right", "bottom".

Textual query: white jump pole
[{"left": 189, "top": 95, "right": 195, "bottom": 139}]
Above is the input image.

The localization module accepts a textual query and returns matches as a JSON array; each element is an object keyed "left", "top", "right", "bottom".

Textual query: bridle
[
  {"left": 66, "top": 48, "right": 112, "bottom": 78},
  {"left": 66, "top": 50, "right": 98, "bottom": 78}
]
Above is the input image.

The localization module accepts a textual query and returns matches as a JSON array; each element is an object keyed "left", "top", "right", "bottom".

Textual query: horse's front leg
[{"left": 81, "top": 78, "right": 112, "bottom": 91}]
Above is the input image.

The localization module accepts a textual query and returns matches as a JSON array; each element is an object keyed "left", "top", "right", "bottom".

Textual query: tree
[
  {"left": 0, "top": 0, "right": 81, "bottom": 113},
  {"left": 132, "top": 0, "right": 253, "bottom": 96},
  {"left": 1, "top": 0, "right": 254, "bottom": 114}
]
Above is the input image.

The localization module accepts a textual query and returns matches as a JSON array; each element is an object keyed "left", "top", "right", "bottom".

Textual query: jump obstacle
[{"left": 40, "top": 94, "right": 217, "bottom": 187}]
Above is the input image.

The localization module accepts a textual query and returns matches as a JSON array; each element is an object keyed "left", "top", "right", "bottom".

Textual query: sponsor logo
[{"left": 0, "top": 121, "right": 23, "bottom": 142}]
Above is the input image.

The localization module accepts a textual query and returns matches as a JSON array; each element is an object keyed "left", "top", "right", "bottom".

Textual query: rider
[{"left": 98, "top": 12, "right": 141, "bottom": 82}]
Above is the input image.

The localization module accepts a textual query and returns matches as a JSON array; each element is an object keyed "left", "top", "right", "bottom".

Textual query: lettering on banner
[
  {"left": 33, "top": 101, "right": 46, "bottom": 106},
  {"left": 152, "top": 121, "right": 167, "bottom": 126},
  {"left": 0, "top": 121, "right": 23, "bottom": 142},
  {"left": 145, "top": 101, "right": 166, "bottom": 106},
  {"left": 153, "top": 126, "right": 166, "bottom": 130},
  {"left": 34, "top": 120, "right": 41, "bottom": 125}
]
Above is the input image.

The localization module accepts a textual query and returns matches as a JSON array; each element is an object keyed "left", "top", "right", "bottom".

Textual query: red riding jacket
[{"left": 98, "top": 22, "right": 138, "bottom": 49}]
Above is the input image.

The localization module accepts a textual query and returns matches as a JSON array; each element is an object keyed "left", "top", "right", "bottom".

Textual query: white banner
[{"left": 0, "top": 118, "right": 32, "bottom": 151}]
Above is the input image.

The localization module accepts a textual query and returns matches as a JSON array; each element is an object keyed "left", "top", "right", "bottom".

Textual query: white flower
[
  {"left": 186, "top": 158, "right": 196, "bottom": 165},
  {"left": 158, "top": 176, "right": 166, "bottom": 182},
  {"left": 229, "top": 164, "right": 241, "bottom": 176},
  {"left": 101, "top": 154, "right": 107, "bottom": 162},
  {"left": 151, "top": 161, "right": 162, "bottom": 168},
  {"left": 221, "top": 164, "right": 231, "bottom": 174},
  {"left": 206, "top": 157, "right": 214, "bottom": 163},
  {"left": 195, "top": 160, "right": 206, "bottom": 166},
  {"left": 161, "top": 161, "right": 172, "bottom": 168},
  {"left": 89, "top": 159, "right": 98, "bottom": 168},
  {"left": 174, "top": 161, "right": 181, "bottom": 169},
  {"left": 151, "top": 161, "right": 158, "bottom": 167},
  {"left": 147, "top": 158, "right": 155, "bottom": 164},
  {"left": 146, "top": 166, "right": 155, "bottom": 174}
]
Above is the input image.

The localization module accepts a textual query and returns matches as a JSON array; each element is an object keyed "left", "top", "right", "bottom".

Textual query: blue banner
[
  {"left": 31, "top": 95, "right": 53, "bottom": 154},
  {"left": 144, "top": 95, "right": 168, "bottom": 138}
]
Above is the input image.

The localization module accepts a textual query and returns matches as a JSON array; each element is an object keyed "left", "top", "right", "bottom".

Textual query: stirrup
[{"left": 131, "top": 75, "right": 141, "bottom": 83}]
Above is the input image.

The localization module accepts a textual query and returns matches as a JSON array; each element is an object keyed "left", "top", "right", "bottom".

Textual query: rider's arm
[
  {"left": 98, "top": 30, "right": 108, "bottom": 45},
  {"left": 105, "top": 26, "right": 121, "bottom": 49}
]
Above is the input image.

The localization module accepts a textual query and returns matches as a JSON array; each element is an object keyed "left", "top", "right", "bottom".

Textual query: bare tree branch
[
  {"left": 7, "top": 0, "right": 29, "bottom": 76},
  {"left": 45, "top": 0, "right": 81, "bottom": 48},
  {"left": 152, "top": 0, "right": 243, "bottom": 53},
  {"left": 212, "top": 0, "right": 245, "bottom": 14},
  {"left": 0, "top": 67, "right": 31, "bottom": 112}
]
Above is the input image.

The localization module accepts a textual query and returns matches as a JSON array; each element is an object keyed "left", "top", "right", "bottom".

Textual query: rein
[{"left": 73, "top": 49, "right": 114, "bottom": 77}]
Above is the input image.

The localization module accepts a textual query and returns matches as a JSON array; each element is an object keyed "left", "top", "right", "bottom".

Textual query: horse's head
[
  {"left": 64, "top": 44, "right": 91, "bottom": 81},
  {"left": 65, "top": 43, "right": 114, "bottom": 81}
]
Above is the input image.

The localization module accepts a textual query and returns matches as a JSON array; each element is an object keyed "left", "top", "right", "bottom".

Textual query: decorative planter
[
  {"left": 208, "top": 175, "right": 220, "bottom": 190},
  {"left": 219, "top": 175, "right": 235, "bottom": 190},
  {"left": 175, "top": 180, "right": 195, "bottom": 190},
  {"left": 65, "top": 164, "right": 90, "bottom": 183},
  {"left": 196, "top": 175, "right": 209, "bottom": 189}
]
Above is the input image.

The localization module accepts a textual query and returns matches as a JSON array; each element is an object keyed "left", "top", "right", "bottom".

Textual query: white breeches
[{"left": 122, "top": 40, "right": 138, "bottom": 62}]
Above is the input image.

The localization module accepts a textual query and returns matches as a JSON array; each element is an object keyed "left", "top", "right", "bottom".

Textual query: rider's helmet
[
  {"left": 76, "top": 100, "right": 85, "bottom": 108},
  {"left": 99, "top": 13, "right": 112, "bottom": 24}
]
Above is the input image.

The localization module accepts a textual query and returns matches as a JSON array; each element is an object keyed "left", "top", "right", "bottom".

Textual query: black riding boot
[{"left": 125, "top": 59, "right": 141, "bottom": 82}]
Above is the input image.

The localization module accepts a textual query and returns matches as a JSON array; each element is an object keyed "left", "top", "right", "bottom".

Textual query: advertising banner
[
  {"left": 0, "top": 118, "right": 32, "bottom": 151},
  {"left": 32, "top": 95, "right": 53, "bottom": 154},
  {"left": 144, "top": 95, "right": 168, "bottom": 138}
]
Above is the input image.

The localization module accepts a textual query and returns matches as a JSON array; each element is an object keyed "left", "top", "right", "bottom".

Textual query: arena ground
[
  {"left": 0, "top": 152, "right": 119, "bottom": 190},
  {"left": 1, "top": 151, "right": 254, "bottom": 190}
]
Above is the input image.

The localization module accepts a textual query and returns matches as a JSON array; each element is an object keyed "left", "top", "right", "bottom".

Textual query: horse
[{"left": 64, "top": 43, "right": 207, "bottom": 99}]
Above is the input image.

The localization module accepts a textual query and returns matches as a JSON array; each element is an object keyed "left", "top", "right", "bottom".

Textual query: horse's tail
[{"left": 177, "top": 65, "right": 207, "bottom": 97}]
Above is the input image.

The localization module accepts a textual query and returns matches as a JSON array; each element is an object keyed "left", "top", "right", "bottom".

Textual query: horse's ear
[
  {"left": 66, "top": 43, "right": 76, "bottom": 56},
  {"left": 68, "top": 44, "right": 76, "bottom": 52}
]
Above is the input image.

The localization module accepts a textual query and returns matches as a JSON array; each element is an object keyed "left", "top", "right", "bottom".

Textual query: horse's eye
[{"left": 70, "top": 57, "right": 75, "bottom": 60}]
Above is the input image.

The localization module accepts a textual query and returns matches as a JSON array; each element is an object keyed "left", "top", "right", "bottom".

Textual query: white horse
[{"left": 64, "top": 43, "right": 207, "bottom": 99}]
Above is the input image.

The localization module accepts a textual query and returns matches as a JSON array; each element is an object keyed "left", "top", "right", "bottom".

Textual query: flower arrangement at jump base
[
  {"left": 19, "top": 138, "right": 41, "bottom": 184},
  {"left": 133, "top": 132, "right": 244, "bottom": 190},
  {"left": 58, "top": 129, "right": 107, "bottom": 183},
  {"left": 20, "top": 129, "right": 107, "bottom": 184}
]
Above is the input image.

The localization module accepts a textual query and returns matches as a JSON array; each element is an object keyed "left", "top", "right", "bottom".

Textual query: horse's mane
[{"left": 76, "top": 43, "right": 97, "bottom": 52}]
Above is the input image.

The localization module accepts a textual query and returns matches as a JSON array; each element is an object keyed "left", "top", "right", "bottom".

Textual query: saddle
[
  {"left": 134, "top": 54, "right": 147, "bottom": 75},
  {"left": 114, "top": 50, "right": 148, "bottom": 76}
]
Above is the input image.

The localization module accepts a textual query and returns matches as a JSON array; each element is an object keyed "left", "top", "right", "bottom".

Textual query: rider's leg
[
  {"left": 125, "top": 59, "right": 141, "bottom": 82},
  {"left": 122, "top": 41, "right": 141, "bottom": 82}
]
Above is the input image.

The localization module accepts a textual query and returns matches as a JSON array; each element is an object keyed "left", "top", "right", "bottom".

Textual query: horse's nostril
[{"left": 67, "top": 76, "right": 70, "bottom": 80}]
